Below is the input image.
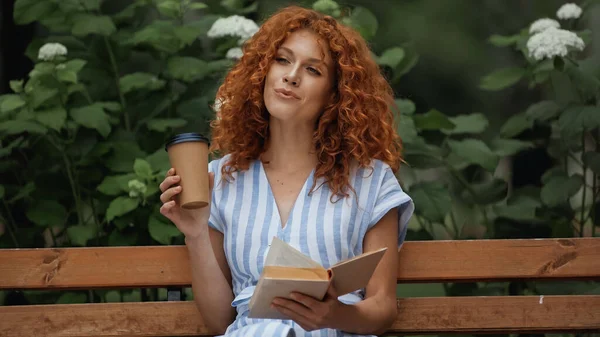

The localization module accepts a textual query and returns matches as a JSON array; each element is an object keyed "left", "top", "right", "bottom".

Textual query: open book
[{"left": 248, "top": 237, "right": 387, "bottom": 319}]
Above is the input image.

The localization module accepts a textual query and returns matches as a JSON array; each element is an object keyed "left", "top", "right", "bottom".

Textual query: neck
[{"left": 261, "top": 118, "right": 317, "bottom": 172}]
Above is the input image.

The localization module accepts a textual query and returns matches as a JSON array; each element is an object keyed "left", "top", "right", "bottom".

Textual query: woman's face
[{"left": 263, "top": 29, "right": 335, "bottom": 126}]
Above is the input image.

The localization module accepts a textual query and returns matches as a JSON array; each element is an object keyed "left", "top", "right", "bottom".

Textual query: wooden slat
[
  {"left": 0, "top": 296, "right": 598, "bottom": 336},
  {"left": 397, "top": 237, "right": 600, "bottom": 282},
  {"left": 1, "top": 238, "right": 599, "bottom": 290}
]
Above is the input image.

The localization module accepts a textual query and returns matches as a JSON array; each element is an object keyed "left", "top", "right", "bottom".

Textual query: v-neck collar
[{"left": 258, "top": 160, "right": 315, "bottom": 230}]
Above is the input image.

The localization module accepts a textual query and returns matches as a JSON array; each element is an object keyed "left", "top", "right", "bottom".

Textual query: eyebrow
[{"left": 279, "top": 47, "right": 328, "bottom": 68}]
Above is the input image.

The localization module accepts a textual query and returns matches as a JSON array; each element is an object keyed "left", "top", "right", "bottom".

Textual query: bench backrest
[{"left": 1, "top": 238, "right": 599, "bottom": 336}]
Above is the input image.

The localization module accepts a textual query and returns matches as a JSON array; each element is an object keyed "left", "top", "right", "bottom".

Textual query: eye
[
  {"left": 307, "top": 67, "right": 321, "bottom": 75},
  {"left": 275, "top": 57, "right": 289, "bottom": 64}
]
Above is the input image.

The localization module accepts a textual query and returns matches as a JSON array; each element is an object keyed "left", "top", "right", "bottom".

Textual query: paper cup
[{"left": 165, "top": 133, "right": 210, "bottom": 209}]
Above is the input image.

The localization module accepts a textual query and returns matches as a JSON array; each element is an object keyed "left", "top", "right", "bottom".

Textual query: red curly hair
[{"left": 210, "top": 5, "right": 403, "bottom": 199}]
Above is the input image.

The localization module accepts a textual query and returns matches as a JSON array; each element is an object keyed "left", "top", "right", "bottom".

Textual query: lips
[{"left": 274, "top": 88, "right": 300, "bottom": 100}]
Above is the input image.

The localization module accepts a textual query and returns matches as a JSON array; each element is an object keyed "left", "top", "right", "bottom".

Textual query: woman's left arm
[{"left": 272, "top": 207, "right": 400, "bottom": 335}]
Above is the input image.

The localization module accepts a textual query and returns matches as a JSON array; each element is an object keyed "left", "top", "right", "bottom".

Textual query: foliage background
[{"left": 1, "top": 0, "right": 599, "bottom": 336}]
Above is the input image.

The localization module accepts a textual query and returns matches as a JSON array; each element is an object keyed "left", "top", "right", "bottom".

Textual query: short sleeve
[
  {"left": 207, "top": 158, "right": 225, "bottom": 233},
  {"left": 368, "top": 166, "right": 415, "bottom": 248}
]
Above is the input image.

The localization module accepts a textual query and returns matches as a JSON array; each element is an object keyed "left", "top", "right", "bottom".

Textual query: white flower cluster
[
  {"left": 207, "top": 15, "right": 259, "bottom": 43},
  {"left": 529, "top": 18, "right": 560, "bottom": 34},
  {"left": 38, "top": 43, "right": 68, "bottom": 61},
  {"left": 128, "top": 179, "right": 147, "bottom": 198},
  {"left": 557, "top": 3, "right": 582, "bottom": 20},
  {"left": 527, "top": 27, "right": 585, "bottom": 61},
  {"left": 226, "top": 47, "right": 243, "bottom": 60},
  {"left": 526, "top": 3, "right": 585, "bottom": 61}
]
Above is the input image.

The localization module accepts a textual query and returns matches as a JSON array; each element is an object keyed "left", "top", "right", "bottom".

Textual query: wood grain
[
  {"left": 1, "top": 238, "right": 599, "bottom": 290},
  {"left": 1, "top": 296, "right": 598, "bottom": 336}
]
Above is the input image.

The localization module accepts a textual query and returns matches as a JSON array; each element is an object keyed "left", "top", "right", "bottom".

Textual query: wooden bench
[{"left": 1, "top": 237, "right": 599, "bottom": 336}]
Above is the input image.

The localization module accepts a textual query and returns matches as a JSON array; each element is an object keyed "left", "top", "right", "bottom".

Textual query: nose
[{"left": 283, "top": 72, "right": 300, "bottom": 87}]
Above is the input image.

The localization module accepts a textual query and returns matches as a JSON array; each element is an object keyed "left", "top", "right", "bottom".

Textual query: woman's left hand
[{"left": 271, "top": 285, "right": 343, "bottom": 332}]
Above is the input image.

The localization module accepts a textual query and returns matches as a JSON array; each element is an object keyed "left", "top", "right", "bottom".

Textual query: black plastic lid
[{"left": 165, "top": 132, "right": 210, "bottom": 151}]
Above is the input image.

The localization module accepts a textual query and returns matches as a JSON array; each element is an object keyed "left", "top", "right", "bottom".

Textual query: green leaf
[
  {"left": 97, "top": 173, "right": 137, "bottom": 195},
  {"left": 413, "top": 109, "right": 455, "bottom": 131},
  {"left": 70, "top": 104, "right": 112, "bottom": 138},
  {"left": 13, "top": 0, "right": 55, "bottom": 24},
  {"left": 345, "top": 6, "right": 378, "bottom": 40},
  {"left": 119, "top": 73, "right": 166, "bottom": 94},
  {"left": 447, "top": 139, "right": 499, "bottom": 171},
  {"left": 167, "top": 57, "right": 208, "bottom": 82},
  {"left": 26, "top": 200, "right": 68, "bottom": 227},
  {"left": 558, "top": 105, "right": 600, "bottom": 138},
  {"left": 114, "top": 1, "right": 147, "bottom": 22},
  {"left": 105, "top": 290, "right": 121, "bottom": 302},
  {"left": 146, "top": 118, "right": 188, "bottom": 132},
  {"left": 123, "top": 289, "right": 141, "bottom": 302},
  {"left": 98, "top": 102, "right": 122, "bottom": 112},
  {"left": 10, "top": 80, "right": 24, "bottom": 93},
  {"left": 392, "top": 45, "right": 419, "bottom": 82},
  {"left": 442, "top": 113, "right": 489, "bottom": 135},
  {"left": 56, "top": 59, "right": 87, "bottom": 84},
  {"left": 106, "top": 141, "right": 146, "bottom": 173},
  {"left": 494, "top": 194, "right": 542, "bottom": 222},
  {"left": 479, "top": 67, "right": 525, "bottom": 91},
  {"left": 396, "top": 116, "right": 419, "bottom": 144},
  {"left": 146, "top": 148, "right": 171, "bottom": 173},
  {"left": 410, "top": 182, "right": 452, "bottom": 223},
  {"left": 173, "top": 21, "right": 208, "bottom": 46},
  {"left": 500, "top": 112, "right": 534, "bottom": 138},
  {"left": 0, "top": 94, "right": 26, "bottom": 113},
  {"left": 148, "top": 216, "right": 182, "bottom": 245},
  {"left": 0, "top": 120, "right": 47, "bottom": 135},
  {"left": 7, "top": 182, "right": 35, "bottom": 203},
  {"left": 0, "top": 137, "right": 27, "bottom": 158},
  {"left": 28, "top": 62, "right": 55, "bottom": 78},
  {"left": 394, "top": 99, "right": 415, "bottom": 115},
  {"left": 0, "top": 185, "right": 4, "bottom": 199},
  {"left": 35, "top": 107, "right": 67, "bottom": 131},
  {"left": 134, "top": 159, "right": 153, "bottom": 179},
  {"left": 377, "top": 47, "right": 405, "bottom": 69},
  {"left": 525, "top": 100, "right": 561, "bottom": 122},
  {"left": 30, "top": 87, "right": 59, "bottom": 109},
  {"left": 108, "top": 230, "right": 138, "bottom": 246},
  {"left": 488, "top": 34, "right": 521, "bottom": 47},
  {"left": 56, "top": 292, "right": 87, "bottom": 304},
  {"left": 583, "top": 152, "right": 600, "bottom": 175},
  {"left": 403, "top": 138, "right": 444, "bottom": 169},
  {"left": 489, "top": 138, "right": 534, "bottom": 157},
  {"left": 71, "top": 14, "right": 116, "bottom": 37},
  {"left": 157, "top": 0, "right": 181, "bottom": 18},
  {"left": 541, "top": 173, "right": 583, "bottom": 206},
  {"left": 67, "top": 223, "right": 97, "bottom": 246},
  {"left": 188, "top": 2, "right": 208, "bottom": 10},
  {"left": 459, "top": 179, "right": 508, "bottom": 205},
  {"left": 106, "top": 196, "right": 140, "bottom": 221}
]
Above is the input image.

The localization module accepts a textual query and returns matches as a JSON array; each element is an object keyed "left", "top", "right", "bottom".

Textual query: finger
[
  {"left": 272, "top": 303, "right": 316, "bottom": 330},
  {"left": 160, "top": 185, "right": 182, "bottom": 203},
  {"left": 290, "top": 292, "right": 320, "bottom": 308},
  {"left": 166, "top": 168, "right": 175, "bottom": 178},
  {"left": 273, "top": 297, "right": 314, "bottom": 318},
  {"left": 325, "top": 284, "right": 338, "bottom": 299},
  {"left": 160, "top": 200, "right": 177, "bottom": 219},
  {"left": 159, "top": 175, "right": 180, "bottom": 193}
]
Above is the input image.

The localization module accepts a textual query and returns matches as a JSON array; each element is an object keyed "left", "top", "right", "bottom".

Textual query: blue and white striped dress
[{"left": 207, "top": 155, "right": 414, "bottom": 337}]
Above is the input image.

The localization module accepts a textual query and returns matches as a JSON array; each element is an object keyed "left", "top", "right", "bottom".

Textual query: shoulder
[
  {"left": 208, "top": 154, "right": 231, "bottom": 174},
  {"left": 352, "top": 158, "right": 393, "bottom": 182}
]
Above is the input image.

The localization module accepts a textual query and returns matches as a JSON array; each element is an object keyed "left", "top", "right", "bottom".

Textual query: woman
[{"left": 159, "top": 5, "right": 414, "bottom": 337}]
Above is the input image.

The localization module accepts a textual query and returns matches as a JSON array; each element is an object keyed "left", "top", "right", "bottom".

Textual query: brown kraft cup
[{"left": 165, "top": 133, "right": 210, "bottom": 209}]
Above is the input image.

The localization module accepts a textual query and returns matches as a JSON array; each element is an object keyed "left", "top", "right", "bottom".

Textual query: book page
[{"left": 264, "top": 237, "right": 323, "bottom": 268}]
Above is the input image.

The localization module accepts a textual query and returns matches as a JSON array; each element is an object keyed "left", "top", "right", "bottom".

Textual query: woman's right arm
[
  {"left": 159, "top": 168, "right": 235, "bottom": 333},
  {"left": 185, "top": 228, "right": 236, "bottom": 333}
]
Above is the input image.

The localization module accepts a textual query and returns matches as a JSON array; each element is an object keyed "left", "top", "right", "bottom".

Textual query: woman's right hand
[{"left": 159, "top": 168, "right": 214, "bottom": 239}]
